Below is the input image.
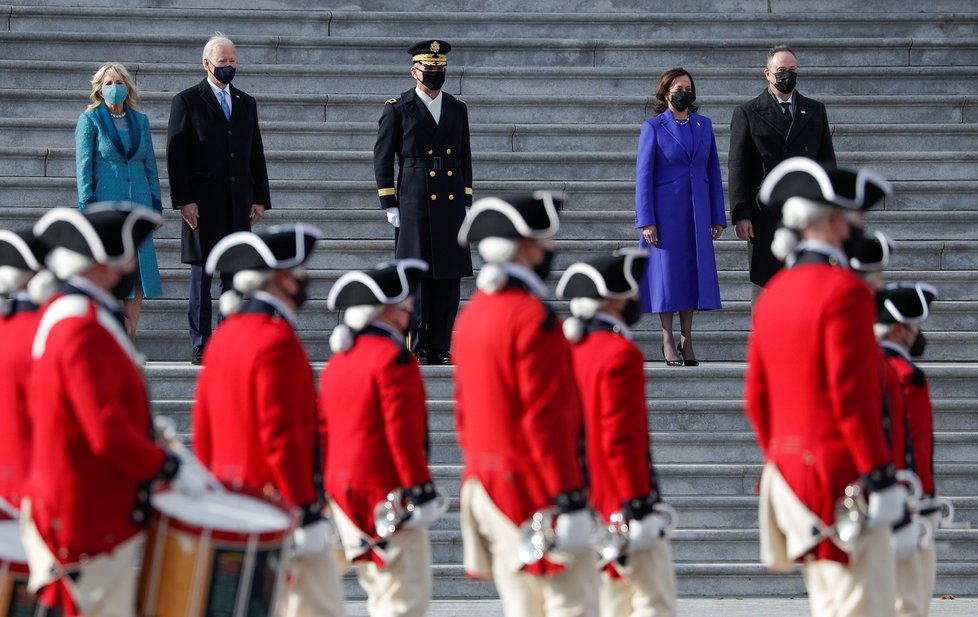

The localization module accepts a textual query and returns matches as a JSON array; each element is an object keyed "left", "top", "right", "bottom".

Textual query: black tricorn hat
[
  {"left": 877, "top": 282, "right": 938, "bottom": 325},
  {"left": 0, "top": 229, "right": 48, "bottom": 271},
  {"left": 760, "top": 157, "right": 891, "bottom": 210},
  {"left": 34, "top": 203, "right": 161, "bottom": 266},
  {"left": 205, "top": 224, "right": 323, "bottom": 276},
  {"left": 556, "top": 248, "right": 648, "bottom": 300},
  {"left": 327, "top": 259, "right": 429, "bottom": 309},
  {"left": 458, "top": 191, "right": 562, "bottom": 246},
  {"left": 849, "top": 230, "right": 895, "bottom": 273},
  {"left": 410, "top": 40, "right": 451, "bottom": 66}
]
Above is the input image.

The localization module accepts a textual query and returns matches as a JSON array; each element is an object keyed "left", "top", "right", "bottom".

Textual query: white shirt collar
[
  {"left": 769, "top": 89, "right": 795, "bottom": 107},
  {"left": 880, "top": 340, "right": 913, "bottom": 362},
  {"left": 208, "top": 78, "right": 232, "bottom": 109},
  {"left": 67, "top": 275, "right": 120, "bottom": 312},
  {"left": 251, "top": 290, "right": 298, "bottom": 329},
  {"left": 793, "top": 239, "right": 849, "bottom": 269},
  {"left": 501, "top": 263, "right": 550, "bottom": 299},
  {"left": 594, "top": 312, "right": 632, "bottom": 340},
  {"left": 368, "top": 320, "right": 406, "bottom": 344},
  {"left": 415, "top": 86, "right": 442, "bottom": 124}
]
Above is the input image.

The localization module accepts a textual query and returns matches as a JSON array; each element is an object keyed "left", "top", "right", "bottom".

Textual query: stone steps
[
  {"left": 6, "top": 7, "right": 976, "bottom": 39},
  {"left": 7, "top": 117, "right": 978, "bottom": 155},
  {"left": 6, "top": 60, "right": 978, "bottom": 97}
]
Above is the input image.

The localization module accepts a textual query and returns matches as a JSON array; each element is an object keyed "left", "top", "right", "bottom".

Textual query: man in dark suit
[
  {"left": 374, "top": 39, "right": 473, "bottom": 365},
  {"left": 167, "top": 33, "right": 271, "bottom": 364},
  {"left": 728, "top": 45, "right": 836, "bottom": 289}
]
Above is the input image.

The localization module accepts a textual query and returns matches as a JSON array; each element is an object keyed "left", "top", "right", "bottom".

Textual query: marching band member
[
  {"left": 23, "top": 204, "right": 208, "bottom": 617},
  {"left": 321, "top": 259, "right": 444, "bottom": 617},
  {"left": 192, "top": 224, "right": 345, "bottom": 617},
  {"left": 453, "top": 193, "right": 598, "bottom": 617},
  {"left": 745, "top": 159, "right": 907, "bottom": 617},
  {"left": 0, "top": 229, "right": 55, "bottom": 514},
  {"left": 876, "top": 282, "right": 940, "bottom": 617},
  {"left": 556, "top": 249, "right": 678, "bottom": 617}
]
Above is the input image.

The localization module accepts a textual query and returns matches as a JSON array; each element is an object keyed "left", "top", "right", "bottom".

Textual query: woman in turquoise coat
[{"left": 76, "top": 62, "right": 164, "bottom": 340}]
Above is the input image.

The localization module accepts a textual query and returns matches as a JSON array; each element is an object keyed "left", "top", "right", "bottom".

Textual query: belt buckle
[{"left": 432, "top": 156, "right": 442, "bottom": 171}]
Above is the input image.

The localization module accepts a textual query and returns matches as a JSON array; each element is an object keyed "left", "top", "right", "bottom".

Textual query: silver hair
[
  {"left": 203, "top": 32, "right": 235, "bottom": 62},
  {"left": 766, "top": 44, "right": 797, "bottom": 68}
]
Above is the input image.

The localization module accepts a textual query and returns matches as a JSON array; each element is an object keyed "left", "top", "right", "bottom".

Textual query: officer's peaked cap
[
  {"left": 458, "top": 191, "right": 562, "bottom": 246},
  {"left": 410, "top": 40, "right": 451, "bottom": 66},
  {"left": 760, "top": 157, "right": 891, "bottom": 210},
  {"left": 0, "top": 229, "right": 48, "bottom": 271},
  {"left": 877, "top": 282, "right": 937, "bottom": 325},
  {"left": 34, "top": 203, "right": 160, "bottom": 266},
  {"left": 205, "top": 224, "right": 323, "bottom": 276},
  {"left": 556, "top": 248, "right": 649, "bottom": 300},
  {"left": 328, "top": 259, "right": 429, "bottom": 309},
  {"left": 849, "top": 230, "right": 894, "bottom": 273}
]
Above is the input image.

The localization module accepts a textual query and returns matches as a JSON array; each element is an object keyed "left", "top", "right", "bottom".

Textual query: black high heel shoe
[
  {"left": 677, "top": 343, "right": 699, "bottom": 367},
  {"left": 662, "top": 345, "right": 683, "bottom": 367}
]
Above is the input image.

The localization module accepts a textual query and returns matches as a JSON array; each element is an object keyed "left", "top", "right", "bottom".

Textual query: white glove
[
  {"left": 169, "top": 459, "right": 210, "bottom": 497},
  {"left": 292, "top": 519, "right": 334, "bottom": 557},
  {"left": 402, "top": 494, "right": 448, "bottom": 530},
  {"left": 867, "top": 483, "right": 908, "bottom": 528},
  {"left": 627, "top": 511, "right": 668, "bottom": 551},
  {"left": 553, "top": 509, "right": 594, "bottom": 554},
  {"left": 386, "top": 207, "right": 400, "bottom": 228}
]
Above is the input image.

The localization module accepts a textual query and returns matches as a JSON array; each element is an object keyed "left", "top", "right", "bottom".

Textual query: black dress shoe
[
  {"left": 191, "top": 346, "right": 204, "bottom": 365},
  {"left": 678, "top": 343, "right": 699, "bottom": 367},
  {"left": 662, "top": 345, "right": 683, "bottom": 367},
  {"left": 416, "top": 349, "right": 430, "bottom": 365},
  {"left": 430, "top": 350, "right": 452, "bottom": 365}
]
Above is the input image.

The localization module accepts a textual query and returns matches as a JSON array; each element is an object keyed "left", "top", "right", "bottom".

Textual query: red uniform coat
[
  {"left": 881, "top": 354, "right": 909, "bottom": 474},
  {"left": 319, "top": 327, "right": 432, "bottom": 536},
  {"left": 26, "top": 293, "right": 166, "bottom": 592},
  {"left": 569, "top": 323, "right": 654, "bottom": 521},
  {"left": 744, "top": 257, "right": 891, "bottom": 563},
  {"left": 0, "top": 303, "right": 40, "bottom": 509},
  {"left": 193, "top": 308, "right": 319, "bottom": 509},
  {"left": 882, "top": 346, "right": 935, "bottom": 496},
  {"left": 453, "top": 284, "right": 585, "bottom": 528}
]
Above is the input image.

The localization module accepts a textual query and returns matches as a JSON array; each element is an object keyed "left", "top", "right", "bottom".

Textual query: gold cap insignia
[{"left": 430, "top": 41, "right": 440, "bottom": 53}]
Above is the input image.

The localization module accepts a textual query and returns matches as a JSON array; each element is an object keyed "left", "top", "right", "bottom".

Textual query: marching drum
[
  {"left": 0, "top": 520, "right": 37, "bottom": 617},
  {"left": 138, "top": 489, "right": 294, "bottom": 617}
]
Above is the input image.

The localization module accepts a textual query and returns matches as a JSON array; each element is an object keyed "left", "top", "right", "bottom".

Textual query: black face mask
[
  {"left": 842, "top": 225, "right": 870, "bottom": 260},
  {"left": 111, "top": 271, "right": 137, "bottom": 300},
  {"left": 212, "top": 65, "right": 236, "bottom": 85},
  {"left": 533, "top": 250, "right": 556, "bottom": 280},
  {"left": 669, "top": 91, "right": 694, "bottom": 112},
  {"left": 909, "top": 330, "right": 927, "bottom": 358},
  {"left": 419, "top": 70, "right": 446, "bottom": 91},
  {"left": 291, "top": 276, "right": 310, "bottom": 309},
  {"left": 773, "top": 70, "right": 797, "bottom": 94},
  {"left": 623, "top": 298, "right": 642, "bottom": 326}
]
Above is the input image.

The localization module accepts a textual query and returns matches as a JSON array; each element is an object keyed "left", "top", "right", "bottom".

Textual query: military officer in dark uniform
[{"left": 373, "top": 39, "right": 473, "bottom": 365}]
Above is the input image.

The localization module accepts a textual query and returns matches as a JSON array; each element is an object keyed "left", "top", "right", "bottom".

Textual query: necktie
[
  {"left": 781, "top": 101, "right": 793, "bottom": 125},
  {"left": 219, "top": 90, "right": 231, "bottom": 121}
]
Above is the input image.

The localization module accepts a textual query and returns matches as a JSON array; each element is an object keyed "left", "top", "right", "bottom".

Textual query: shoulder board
[
  {"left": 386, "top": 98, "right": 399, "bottom": 105},
  {"left": 456, "top": 98, "right": 465, "bottom": 104}
]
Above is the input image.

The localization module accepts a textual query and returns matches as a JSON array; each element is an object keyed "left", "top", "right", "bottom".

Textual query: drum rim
[{"left": 150, "top": 488, "right": 296, "bottom": 543}]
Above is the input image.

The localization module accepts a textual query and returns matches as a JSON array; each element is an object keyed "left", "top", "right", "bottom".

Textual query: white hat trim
[
  {"left": 458, "top": 191, "right": 561, "bottom": 245},
  {"left": 849, "top": 230, "right": 894, "bottom": 272},
  {"left": 555, "top": 248, "right": 647, "bottom": 300},
  {"left": 33, "top": 206, "right": 160, "bottom": 267},
  {"left": 326, "top": 258, "right": 429, "bottom": 310},
  {"left": 883, "top": 282, "right": 938, "bottom": 325},
  {"left": 759, "top": 157, "right": 892, "bottom": 210},
  {"left": 0, "top": 230, "right": 42, "bottom": 271}
]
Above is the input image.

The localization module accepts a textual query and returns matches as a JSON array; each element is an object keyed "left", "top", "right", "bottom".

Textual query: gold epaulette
[{"left": 386, "top": 98, "right": 398, "bottom": 104}]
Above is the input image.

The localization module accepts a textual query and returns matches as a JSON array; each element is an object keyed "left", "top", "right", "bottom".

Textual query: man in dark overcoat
[
  {"left": 728, "top": 44, "right": 836, "bottom": 290},
  {"left": 167, "top": 32, "right": 271, "bottom": 364},
  {"left": 373, "top": 39, "right": 473, "bottom": 365}
]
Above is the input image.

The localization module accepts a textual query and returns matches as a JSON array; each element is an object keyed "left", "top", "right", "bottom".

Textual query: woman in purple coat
[{"left": 635, "top": 68, "right": 726, "bottom": 366}]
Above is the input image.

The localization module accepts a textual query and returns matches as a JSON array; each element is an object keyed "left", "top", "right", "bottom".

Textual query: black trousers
[
  {"left": 188, "top": 265, "right": 234, "bottom": 348},
  {"left": 411, "top": 274, "right": 461, "bottom": 353}
]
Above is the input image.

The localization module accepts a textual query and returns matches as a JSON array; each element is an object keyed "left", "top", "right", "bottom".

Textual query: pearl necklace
[
  {"left": 109, "top": 110, "right": 126, "bottom": 119},
  {"left": 674, "top": 117, "right": 690, "bottom": 125}
]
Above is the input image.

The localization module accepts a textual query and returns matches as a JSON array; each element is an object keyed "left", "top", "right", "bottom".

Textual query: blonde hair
[{"left": 87, "top": 62, "right": 139, "bottom": 112}]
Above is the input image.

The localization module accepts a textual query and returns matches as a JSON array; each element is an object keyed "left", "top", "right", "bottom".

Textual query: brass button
[
  {"left": 229, "top": 152, "right": 235, "bottom": 159},
  {"left": 447, "top": 170, "right": 453, "bottom": 177},
  {"left": 448, "top": 194, "right": 455, "bottom": 201},
  {"left": 427, "top": 149, "right": 434, "bottom": 155},
  {"left": 429, "top": 171, "right": 436, "bottom": 177},
  {"left": 446, "top": 148, "right": 452, "bottom": 154},
  {"left": 430, "top": 194, "right": 437, "bottom": 201}
]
